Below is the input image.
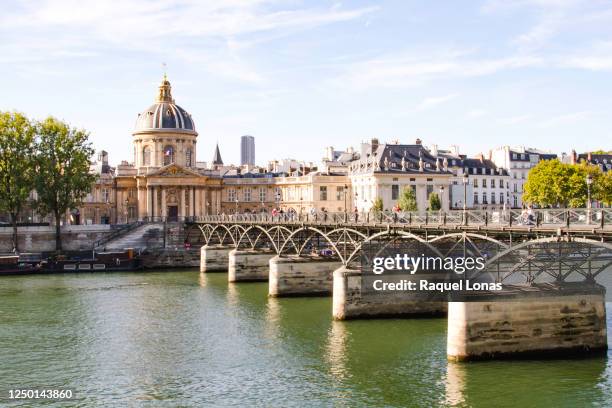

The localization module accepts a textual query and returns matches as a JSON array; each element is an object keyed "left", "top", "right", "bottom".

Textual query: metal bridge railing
[{"left": 189, "top": 208, "right": 611, "bottom": 229}]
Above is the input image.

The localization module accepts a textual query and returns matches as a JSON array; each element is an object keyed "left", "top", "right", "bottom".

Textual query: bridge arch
[
  {"left": 345, "top": 229, "right": 443, "bottom": 267},
  {"left": 204, "top": 224, "right": 247, "bottom": 247},
  {"left": 482, "top": 237, "right": 612, "bottom": 285},
  {"left": 235, "top": 225, "right": 298, "bottom": 253},
  {"left": 278, "top": 227, "right": 368, "bottom": 263}
]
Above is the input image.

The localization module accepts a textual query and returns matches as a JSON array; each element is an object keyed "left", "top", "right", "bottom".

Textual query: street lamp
[
  {"left": 462, "top": 172, "right": 469, "bottom": 225},
  {"left": 586, "top": 174, "right": 593, "bottom": 224},
  {"left": 439, "top": 186, "right": 445, "bottom": 219},
  {"left": 343, "top": 184, "right": 348, "bottom": 214},
  {"left": 234, "top": 198, "right": 239, "bottom": 215}
]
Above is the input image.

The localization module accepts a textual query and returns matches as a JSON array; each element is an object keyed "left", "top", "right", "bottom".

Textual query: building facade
[{"left": 490, "top": 146, "right": 557, "bottom": 208}]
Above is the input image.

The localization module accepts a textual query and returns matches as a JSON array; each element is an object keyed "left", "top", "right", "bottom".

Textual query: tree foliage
[
  {"left": 523, "top": 159, "right": 608, "bottom": 208},
  {"left": 398, "top": 187, "right": 418, "bottom": 212},
  {"left": 428, "top": 192, "right": 441, "bottom": 211},
  {"left": 372, "top": 197, "right": 383, "bottom": 213},
  {"left": 0, "top": 111, "right": 36, "bottom": 252},
  {"left": 34, "top": 117, "right": 96, "bottom": 251}
]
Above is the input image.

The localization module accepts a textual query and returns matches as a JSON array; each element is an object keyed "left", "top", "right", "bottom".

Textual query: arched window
[
  {"left": 143, "top": 146, "right": 151, "bottom": 166},
  {"left": 186, "top": 148, "right": 192, "bottom": 167},
  {"left": 163, "top": 145, "right": 174, "bottom": 166}
]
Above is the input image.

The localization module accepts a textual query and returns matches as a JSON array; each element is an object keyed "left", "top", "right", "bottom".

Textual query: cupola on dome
[{"left": 134, "top": 75, "right": 196, "bottom": 134}]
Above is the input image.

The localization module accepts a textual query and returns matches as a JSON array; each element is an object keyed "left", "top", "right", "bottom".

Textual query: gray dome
[
  {"left": 134, "top": 76, "right": 196, "bottom": 134},
  {"left": 135, "top": 102, "right": 195, "bottom": 132}
]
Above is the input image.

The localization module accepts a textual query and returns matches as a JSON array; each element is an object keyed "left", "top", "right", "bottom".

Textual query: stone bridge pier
[
  {"left": 200, "top": 245, "right": 233, "bottom": 272},
  {"left": 447, "top": 283, "right": 608, "bottom": 361},
  {"left": 228, "top": 249, "right": 276, "bottom": 282},
  {"left": 269, "top": 255, "right": 342, "bottom": 297},
  {"left": 332, "top": 267, "right": 447, "bottom": 320}
]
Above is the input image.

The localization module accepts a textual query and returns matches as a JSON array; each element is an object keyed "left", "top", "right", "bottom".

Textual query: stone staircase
[{"left": 98, "top": 223, "right": 165, "bottom": 251}]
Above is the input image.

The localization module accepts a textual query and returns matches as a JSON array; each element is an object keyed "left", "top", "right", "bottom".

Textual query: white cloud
[
  {"left": 538, "top": 111, "right": 591, "bottom": 127},
  {"left": 467, "top": 109, "right": 487, "bottom": 118},
  {"left": 415, "top": 94, "right": 458, "bottom": 111},
  {"left": 0, "top": 0, "right": 378, "bottom": 82},
  {"left": 499, "top": 114, "right": 531, "bottom": 124},
  {"left": 337, "top": 50, "right": 543, "bottom": 90}
]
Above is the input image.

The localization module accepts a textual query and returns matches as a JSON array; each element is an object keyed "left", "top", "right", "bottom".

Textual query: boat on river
[{"left": 0, "top": 249, "right": 143, "bottom": 276}]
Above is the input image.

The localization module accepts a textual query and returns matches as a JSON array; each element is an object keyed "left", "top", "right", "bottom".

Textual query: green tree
[
  {"left": 594, "top": 171, "right": 612, "bottom": 206},
  {"left": 523, "top": 159, "right": 604, "bottom": 208},
  {"left": 398, "top": 187, "right": 418, "bottom": 212},
  {"left": 0, "top": 111, "right": 36, "bottom": 252},
  {"left": 372, "top": 197, "right": 383, "bottom": 213},
  {"left": 34, "top": 117, "right": 96, "bottom": 251},
  {"left": 428, "top": 192, "right": 441, "bottom": 211}
]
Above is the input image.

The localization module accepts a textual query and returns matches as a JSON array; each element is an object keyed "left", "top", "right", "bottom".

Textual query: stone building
[
  {"left": 490, "top": 146, "right": 557, "bottom": 208},
  {"left": 348, "top": 139, "right": 452, "bottom": 213},
  {"left": 102, "top": 75, "right": 223, "bottom": 222}
]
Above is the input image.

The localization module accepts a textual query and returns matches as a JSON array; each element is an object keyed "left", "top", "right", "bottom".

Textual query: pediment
[{"left": 151, "top": 164, "right": 202, "bottom": 177}]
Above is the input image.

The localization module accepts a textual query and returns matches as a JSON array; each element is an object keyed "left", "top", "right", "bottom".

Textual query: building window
[
  {"left": 513, "top": 183, "right": 517, "bottom": 192},
  {"left": 482, "top": 179, "right": 487, "bottom": 188},
  {"left": 391, "top": 185, "right": 399, "bottom": 200},
  {"left": 244, "top": 188, "right": 252, "bottom": 202},
  {"left": 336, "top": 186, "right": 345, "bottom": 201},
  {"left": 163, "top": 145, "right": 175, "bottom": 166},
  {"left": 491, "top": 179, "right": 496, "bottom": 188},
  {"left": 259, "top": 187, "right": 266, "bottom": 202},
  {"left": 473, "top": 179, "right": 478, "bottom": 188},
  {"left": 513, "top": 196, "right": 518, "bottom": 207},
  {"left": 482, "top": 193, "right": 488, "bottom": 204},
  {"left": 274, "top": 187, "right": 282, "bottom": 202},
  {"left": 473, "top": 193, "right": 478, "bottom": 204},
  {"left": 101, "top": 188, "right": 109, "bottom": 203},
  {"left": 228, "top": 189, "right": 236, "bottom": 202},
  {"left": 500, "top": 193, "right": 504, "bottom": 204},
  {"left": 426, "top": 185, "right": 433, "bottom": 197},
  {"left": 320, "top": 186, "right": 328, "bottom": 201},
  {"left": 186, "top": 148, "right": 192, "bottom": 167},
  {"left": 491, "top": 193, "right": 496, "bottom": 204},
  {"left": 143, "top": 146, "right": 151, "bottom": 166}
]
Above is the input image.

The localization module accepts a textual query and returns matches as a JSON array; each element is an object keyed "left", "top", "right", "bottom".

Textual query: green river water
[{"left": 1, "top": 270, "right": 611, "bottom": 407}]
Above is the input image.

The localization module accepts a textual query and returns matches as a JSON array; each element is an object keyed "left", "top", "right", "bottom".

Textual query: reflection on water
[
  {"left": 444, "top": 362, "right": 467, "bottom": 407},
  {"left": 1, "top": 271, "right": 612, "bottom": 407},
  {"left": 325, "top": 321, "right": 350, "bottom": 380}
]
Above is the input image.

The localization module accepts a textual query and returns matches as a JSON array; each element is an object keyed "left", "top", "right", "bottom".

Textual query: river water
[{"left": 1, "top": 270, "right": 612, "bottom": 407}]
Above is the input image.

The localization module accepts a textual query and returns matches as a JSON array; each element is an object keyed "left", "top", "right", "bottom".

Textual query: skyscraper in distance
[{"left": 240, "top": 135, "right": 255, "bottom": 166}]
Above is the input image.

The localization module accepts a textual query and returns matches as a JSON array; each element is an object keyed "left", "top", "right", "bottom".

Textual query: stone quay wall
[
  {"left": 447, "top": 283, "right": 608, "bottom": 361},
  {"left": 0, "top": 225, "right": 112, "bottom": 253},
  {"left": 141, "top": 248, "right": 201, "bottom": 269}
]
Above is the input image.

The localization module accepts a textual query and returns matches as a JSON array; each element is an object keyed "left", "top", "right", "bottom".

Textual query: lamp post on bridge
[
  {"left": 462, "top": 172, "right": 469, "bottom": 225},
  {"left": 439, "top": 185, "right": 445, "bottom": 222},
  {"left": 586, "top": 174, "right": 593, "bottom": 224}
]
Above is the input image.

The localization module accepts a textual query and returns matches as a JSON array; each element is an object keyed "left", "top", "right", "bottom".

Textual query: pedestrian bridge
[{"left": 186, "top": 208, "right": 612, "bottom": 361}]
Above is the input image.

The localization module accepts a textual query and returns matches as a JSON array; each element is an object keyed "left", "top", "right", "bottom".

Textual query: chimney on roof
[
  {"left": 476, "top": 153, "right": 484, "bottom": 163},
  {"left": 571, "top": 149, "right": 577, "bottom": 165},
  {"left": 415, "top": 138, "right": 422, "bottom": 145},
  {"left": 371, "top": 138, "right": 379, "bottom": 153},
  {"left": 431, "top": 144, "right": 438, "bottom": 157}
]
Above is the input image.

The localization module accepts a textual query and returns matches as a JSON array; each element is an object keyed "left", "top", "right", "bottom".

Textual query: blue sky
[{"left": 1, "top": 0, "right": 611, "bottom": 166}]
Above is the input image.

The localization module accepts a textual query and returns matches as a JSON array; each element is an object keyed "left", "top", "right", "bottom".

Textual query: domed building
[{"left": 113, "top": 75, "right": 223, "bottom": 222}]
